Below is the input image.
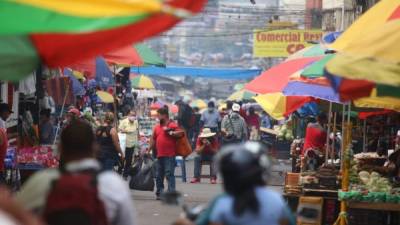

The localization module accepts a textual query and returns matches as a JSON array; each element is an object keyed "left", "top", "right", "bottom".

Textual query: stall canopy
[{"left": 131, "top": 66, "right": 262, "bottom": 79}]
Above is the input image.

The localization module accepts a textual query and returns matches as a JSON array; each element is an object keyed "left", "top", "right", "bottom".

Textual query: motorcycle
[{"left": 160, "top": 191, "right": 206, "bottom": 222}]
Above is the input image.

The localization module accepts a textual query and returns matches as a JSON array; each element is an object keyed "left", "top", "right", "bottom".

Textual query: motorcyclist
[{"left": 174, "top": 141, "right": 295, "bottom": 225}]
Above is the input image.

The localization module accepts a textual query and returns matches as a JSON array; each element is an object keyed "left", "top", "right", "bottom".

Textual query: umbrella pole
[
  {"left": 325, "top": 102, "right": 332, "bottom": 164},
  {"left": 113, "top": 65, "right": 119, "bottom": 129},
  {"left": 362, "top": 119, "right": 367, "bottom": 152},
  {"left": 331, "top": 112, "right": 337, "bottom": 163},
  {"left": 336, "top": 103, "right": 351, "bottom": 225},
  {"left": 53, "top": 82, "right": 70, "bottom": 145}
]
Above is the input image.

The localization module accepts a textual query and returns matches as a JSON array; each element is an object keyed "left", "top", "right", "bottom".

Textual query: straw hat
[{"left": 199, "top": 128, "right": 216, "bottom": 138}]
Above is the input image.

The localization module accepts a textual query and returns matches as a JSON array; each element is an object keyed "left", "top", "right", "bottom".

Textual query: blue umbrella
[
  {"left": 95, "top": 57, "right": 114, "bottom": 89},
  {"left": 64, "top": 68, "right": 86, "bottom": 96}
]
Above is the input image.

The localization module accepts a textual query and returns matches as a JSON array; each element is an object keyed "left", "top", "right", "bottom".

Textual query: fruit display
[
  {"left": 274, "top": 123, "right": 294, "bottom": 141},
  {"left": 17, "top": 146, "right": 59, "bottom": 168}
]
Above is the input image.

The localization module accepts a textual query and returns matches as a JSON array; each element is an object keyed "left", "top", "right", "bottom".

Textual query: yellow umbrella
[
  {"left": 326, "top": 0, "right": 400, "bottom": 86},
  {"left": 96, "top": 91, "right": 114, "bottom": 103},
  {"left": 72, "top": 70, "right": 86, "bottom": 81},
  {"left": 227, "top": 89, "right": 256, "bottom": 101},
  {"left": 330, "top": 0, "right": 399, "bottom": 51},
  {"left": 131, "top": 75, "right": 155, "bottom": 89},
  {"left": 326, "top": 20, "right": 400, "bottom": 86},
  {"left": 355, "top": 89, "right": 400, "bottom": 112},
  {"left": 254, "top": 93, "right": 312, "bottom": 120},
  {"left": 191, "top": 99, "right": 207, "bottom": 109}
]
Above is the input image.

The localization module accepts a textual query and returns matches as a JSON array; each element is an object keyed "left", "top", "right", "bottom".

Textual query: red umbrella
[{"left": 245, "top": 57, "right": 323, "bottom": 94}]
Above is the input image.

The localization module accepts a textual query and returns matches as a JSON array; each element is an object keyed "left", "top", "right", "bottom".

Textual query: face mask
[
  {"left": 128, "top": 116, "right": 136, "bottom": 122},
  {"left": 208, "top": 107, "right": 214, "bottom": 112}
]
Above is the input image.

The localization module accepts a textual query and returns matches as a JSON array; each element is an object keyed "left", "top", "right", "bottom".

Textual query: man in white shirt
[
  {"left": 119, "top": 109, "right": 140, "bottom": 179},
  {"left": 16, "top": 120, "right": 136, "bottom": 225}
]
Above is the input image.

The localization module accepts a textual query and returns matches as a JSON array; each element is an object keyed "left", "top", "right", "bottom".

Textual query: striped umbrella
[
  {"left": 103, "top": 44, "right": 165, "bottom": 67},
  {"left": 325, "top": 0, "right": 400, "bottom": 90},
  {"left": 0, "top": 0, "right": 206, "bottom": 81},
  {"left": 96, "top": 91, "right": 114, "bottom": 103},
  {"left": 131, "top": 75, "right": 155, "bottom": 89},
  {"left": 227, "top": 89, "right": 256, "bottom": 101},
  {"left": 254, "top": 93, "right": 312, "bottom": 120},
  {"left": 285, "top": 44, "right": 327, "bottom": 61}
]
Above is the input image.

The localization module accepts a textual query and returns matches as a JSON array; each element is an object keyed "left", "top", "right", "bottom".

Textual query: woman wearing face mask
[{"left": 119, "top": 109, "right": 140, "bottom": 179}]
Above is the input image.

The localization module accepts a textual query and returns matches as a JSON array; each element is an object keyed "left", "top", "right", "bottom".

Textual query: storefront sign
[{"left": 253, "top": 29, "right": 323, "bottom": 57}]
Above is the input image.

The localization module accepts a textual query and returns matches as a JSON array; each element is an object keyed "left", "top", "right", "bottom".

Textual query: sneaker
[
  {"left": 190, "top": 178, "right": 200, "bottom": 183},
  {"left": 210, "top": 178, "right": 217, "bottom": 184}
]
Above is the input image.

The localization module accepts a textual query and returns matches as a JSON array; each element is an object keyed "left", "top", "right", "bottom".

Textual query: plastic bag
[{"left": 129, "top": 155, "right": 155, "bottom": 191}]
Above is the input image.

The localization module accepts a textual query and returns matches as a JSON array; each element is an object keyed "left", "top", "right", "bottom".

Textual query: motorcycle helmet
[{"left": 216, "top": 141, "right": 271, "bottom": 189}]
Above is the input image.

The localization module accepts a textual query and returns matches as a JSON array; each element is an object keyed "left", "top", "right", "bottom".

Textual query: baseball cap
[
  {"left": 232, "top": 103, "right": 241, "bottom": 112},
  {"left": 0, "top": 103, "right": 13, "bottom": 113},
  {"left": 68, "top": 108, "right": 81, "bottom": 116}
]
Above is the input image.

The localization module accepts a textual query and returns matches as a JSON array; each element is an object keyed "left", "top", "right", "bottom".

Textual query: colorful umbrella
[
  {"left": 254, "top": 93, "right": 312, "bottom": 120},
  {"left": 68, "top": 43, "right": 164, "bottom": 79},
  {"left": 103, "top": 44, "right": 165, "bottom": 67},
  {"left": 96, "top": 91, "right": 114, "bottom": 103},
  {"left": 191, "top": 99, "right": 207, "bottom": 109},
  {"left": 233, "top": 83, "right": 245, "bottom": 91},
  {"left": 285, "top": 44, "right": 326, "bottom": 61},
  {"left": 330, "top": 0, "right": 399, "bottom": 51},
  {"left": 325, "top": 0, "right": 400, "bottom": 87},
  {"left": 354, "top": 89, "right": 400, "bottom": 112},
  {"left": 302, "top": 54, "right": 335, "bottom": 78},
  {"left": 63, "top": 69, "right": 86, "bottom": 96},
  {"left": 245, "top": 57, "right": 323, "bottom": 94},
  {"left": 0, "top": 0, "right": 206, "bottom": 81},
  {"left": 227, "top": 89, "right": 256, "bottom": 101},
  {"left": 131, "top": 75, "right": 155, "bottom": 89}
]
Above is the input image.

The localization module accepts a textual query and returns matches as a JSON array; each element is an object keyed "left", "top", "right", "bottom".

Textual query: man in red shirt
[
  {"left": 190, "top": 128, "right": 219, "bottom": 184},
  {"left": 151, "top": 108, "right": 182, "bottom": 199},
  {"left": 0, "top": 103, "right": 12, "bottom": 184},
  {"left": 302, "top": 114, "right": 327, "bottom": 171}
]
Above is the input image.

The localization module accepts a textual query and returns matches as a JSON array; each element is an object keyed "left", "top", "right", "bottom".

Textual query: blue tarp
[{"left": 131, "top": 66, "right": 262, "bottom": 80}]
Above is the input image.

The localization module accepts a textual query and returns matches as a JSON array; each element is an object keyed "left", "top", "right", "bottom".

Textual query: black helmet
[{"left": 216, "top": 142, "right": 271, "bottom": 187}]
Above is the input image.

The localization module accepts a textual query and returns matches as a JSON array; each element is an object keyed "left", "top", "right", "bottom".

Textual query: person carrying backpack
[{"left": 16, "top": 120, "right": 136, "bottom": 225}]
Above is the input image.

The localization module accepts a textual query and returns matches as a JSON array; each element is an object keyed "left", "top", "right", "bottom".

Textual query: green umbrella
[{"left": 134, "top": 44, "right": 165, "bottom": 67}]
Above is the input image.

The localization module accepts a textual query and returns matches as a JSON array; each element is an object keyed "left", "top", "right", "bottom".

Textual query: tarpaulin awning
[{"left": 131, "top": 66, "right": 262, "bottom": 79}]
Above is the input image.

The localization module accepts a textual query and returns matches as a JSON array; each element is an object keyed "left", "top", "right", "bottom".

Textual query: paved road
[{"left": 131, "top": 159, "right": 290, "bottom": 225}]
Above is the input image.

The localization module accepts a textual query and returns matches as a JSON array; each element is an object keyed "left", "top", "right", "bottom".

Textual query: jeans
[
  {"left": 123, "top": 147, "right": 135, "bottom": 178},
  {"left": 156, "top": 157, "right": 176, "bottom": 195},
  {"left": 194, "top": 153, "right": 216, "bottom": 179},
  {"left": 99, "top": 157, "right": 118, "bottom": 171}
]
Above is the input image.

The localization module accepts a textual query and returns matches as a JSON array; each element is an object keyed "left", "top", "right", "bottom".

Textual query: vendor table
[
  {"left": 347, "top": 202, "right": 400, "bottom": 212},
  {"left": 284, "top": 189, "right": 340, "bottom": 225}
]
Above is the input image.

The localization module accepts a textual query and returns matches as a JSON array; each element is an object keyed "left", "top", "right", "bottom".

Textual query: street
[{"left": 132, "top": 158, "right": 290, "bottom": 225}]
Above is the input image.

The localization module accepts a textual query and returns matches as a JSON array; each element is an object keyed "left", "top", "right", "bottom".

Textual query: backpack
[{"left": 43, "top": 170, "right": 109, "bottom": 225}]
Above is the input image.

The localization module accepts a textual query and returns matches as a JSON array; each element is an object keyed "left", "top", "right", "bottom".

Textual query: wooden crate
[{"left": 285, "top": 172, "right": 300, "bottom": 187}]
